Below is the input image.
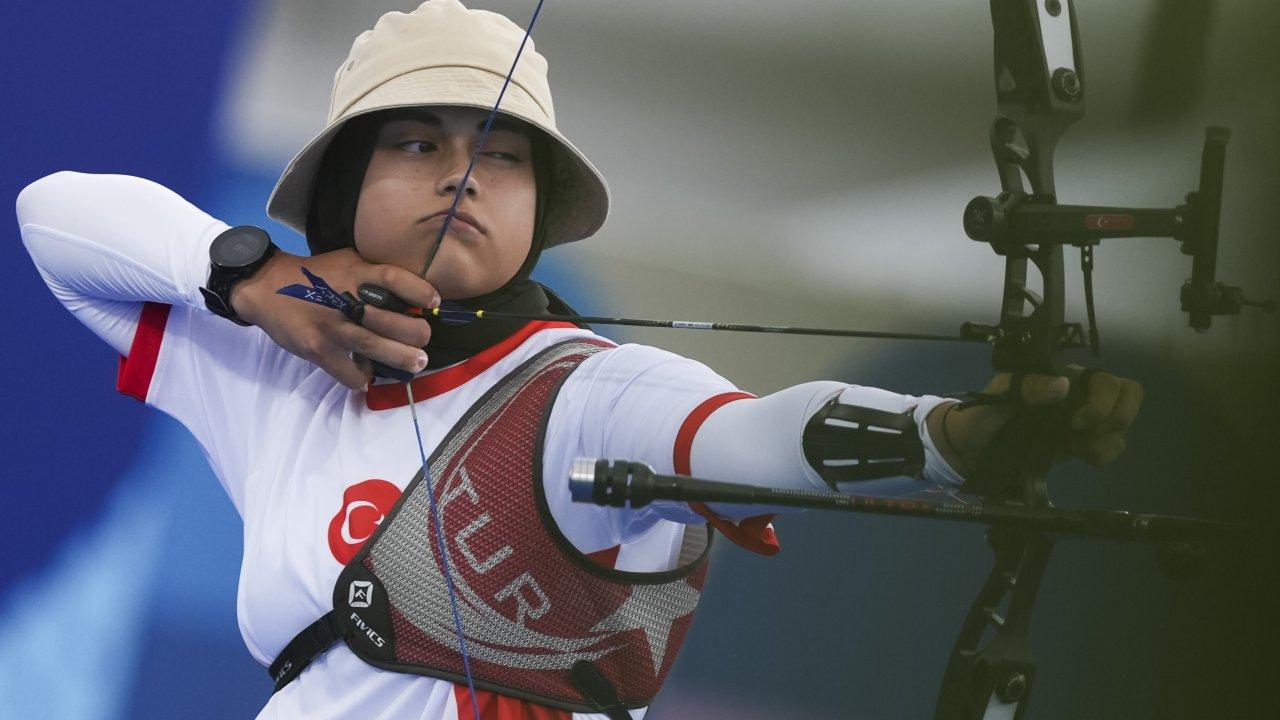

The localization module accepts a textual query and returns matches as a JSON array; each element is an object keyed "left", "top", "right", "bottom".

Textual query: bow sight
[{"left": 959, "top": 0, "right": 1271, "bottom": 377}]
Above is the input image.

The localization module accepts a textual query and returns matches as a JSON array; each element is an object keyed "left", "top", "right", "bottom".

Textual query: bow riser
[{"left": 937, "top": 3, "right": 1088, "bottom": 718}]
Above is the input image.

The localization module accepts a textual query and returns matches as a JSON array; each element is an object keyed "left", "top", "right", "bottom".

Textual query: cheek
[
  {"left": 498, "top": 172, "right": 538, "bottom": 239},
  {"left": 352, "top": 191, "right": 376, "bottom": 242},
  {"left": 352, "top": 197, "right": 387, "bottom": 261},
  {"left": 354, "top": 166, "right": 419, "bottom": 261}
]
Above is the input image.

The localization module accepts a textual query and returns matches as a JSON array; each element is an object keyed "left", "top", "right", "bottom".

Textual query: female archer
[{"left": 16, "top": 2, "right": 1140, "bottom": 719}]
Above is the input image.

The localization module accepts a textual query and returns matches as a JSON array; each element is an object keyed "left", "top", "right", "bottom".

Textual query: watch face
[{"left": 214, "top": 226, "right": 271, "bottom": 270}]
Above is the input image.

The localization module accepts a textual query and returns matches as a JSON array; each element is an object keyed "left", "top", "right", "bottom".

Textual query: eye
[
  {"left": 482, "top": 150, "right": 522, "bottom": 163},
  {"left": 397, "top": 140, "right": 437, "bottom": 154}
]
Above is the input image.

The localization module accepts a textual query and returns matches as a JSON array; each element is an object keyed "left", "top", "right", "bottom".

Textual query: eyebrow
[{"left": 391, "top": 109, "right": 530, "bottom": 137}]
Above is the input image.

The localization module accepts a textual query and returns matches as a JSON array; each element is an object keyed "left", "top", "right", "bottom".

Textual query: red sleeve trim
[
  {"left": 367, "top": 321, "right": 588, "bottom": 411},
  {"left": 584, "top": 544, "right": 620, "bottom": 569},
  {"left": 673, "top": 391, "right": 781, "bottom": 557},
  {"left": 116, "top": 302, "right": 172, "bottom": 403},
  {"left": 673, "top": 391, "right": 755, "bottom": 475},
  {"left": 689, "top": 507, "right": 780, "bottom": 556}
]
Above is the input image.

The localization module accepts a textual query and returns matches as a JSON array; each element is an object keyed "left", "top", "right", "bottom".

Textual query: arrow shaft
[{"left": 435, "top": 308, "right": 981, "bottom": 344}]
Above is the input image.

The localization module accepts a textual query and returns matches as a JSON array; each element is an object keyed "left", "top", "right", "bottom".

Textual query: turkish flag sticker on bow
[{"left": 328, "top": 479, "right": 403, "bottom": 564}]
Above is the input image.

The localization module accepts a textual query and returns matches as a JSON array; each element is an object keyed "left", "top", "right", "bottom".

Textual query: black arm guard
[{"left": 802, "top": 397, "right": 925, "bottom": 490}]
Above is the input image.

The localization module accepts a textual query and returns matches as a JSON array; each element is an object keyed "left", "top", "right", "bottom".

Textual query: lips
[{"left": 423, "top": 209, "right": 485, "bottom": 235}]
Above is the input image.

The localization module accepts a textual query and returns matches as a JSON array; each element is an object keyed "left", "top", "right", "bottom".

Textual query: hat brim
[{"left": 267, "top": 65, "right": 609, "bottom": 251}]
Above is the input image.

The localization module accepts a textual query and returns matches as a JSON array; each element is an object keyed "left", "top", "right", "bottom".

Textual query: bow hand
[{"left": 929, "top": 369, "right": 1144, "bottom": 479}]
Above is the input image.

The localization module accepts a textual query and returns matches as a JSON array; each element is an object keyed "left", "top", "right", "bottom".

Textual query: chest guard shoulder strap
[{"left": 270, "top": 338, "right": 713, "bottom": 714}]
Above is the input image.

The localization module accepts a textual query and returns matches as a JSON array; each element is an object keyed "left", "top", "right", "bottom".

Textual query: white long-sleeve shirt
[{"left": 17, "top": 171, "right": 963, "bottom": 720}]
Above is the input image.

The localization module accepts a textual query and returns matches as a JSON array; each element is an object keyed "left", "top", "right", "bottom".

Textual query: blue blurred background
[
  {"left": 2, "top": 1, "right": 272, "bottom": 715},
  {"left": 3, "top": 1, "right": 1277, "bottom": 718}
]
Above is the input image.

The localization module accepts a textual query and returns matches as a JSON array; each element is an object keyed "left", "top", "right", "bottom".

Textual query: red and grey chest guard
[{"left": 272, "top": 339, "right": 713, "bottom": 713}]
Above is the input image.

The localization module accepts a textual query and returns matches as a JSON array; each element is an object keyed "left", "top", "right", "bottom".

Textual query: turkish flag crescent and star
[{"left": 328, "top": 479, "right": 403, "bottom": 564}]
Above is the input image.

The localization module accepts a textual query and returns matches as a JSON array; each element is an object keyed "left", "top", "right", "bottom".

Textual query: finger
[
  {"left": 360, "top": 305, "right": 433, "bottom": 348},
  {"left": 1093, "top": 378, "right": 1143, "bottom": 435},
  {"left": 1024, "top": 374, "right": 1070, "bottom": 405},
  {"left": 353, "top": 354, "right": 374, "bottom": 379},
  {"left": 317, "top": 353, "right": 373, "bottom": 391},
  {"left": 982, "top": 372, "right": 1012, "bottom": 395},
  {"left": 984, "top": 372, "right": 1070, "bottom": 407},
  {"left": 335, "top": 322, "right": 429, "bottom": 373},
  {"left": 1078, "top": 432, "right": 1126, "bottom": 467},
  {"left": 1070, "top": 372, "right": 1122, "bottom": 431},
  {"left": 367, "top": 264, "right": 441, "bottom": 312}
]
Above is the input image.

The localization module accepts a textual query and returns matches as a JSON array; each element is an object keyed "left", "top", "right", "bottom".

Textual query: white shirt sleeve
[
  {"left": 689, "top": 382, "right": 965, "bottom": 510},
  {"left": 543, "top": 345, "right": 969, "bottom": 559},
  {"left": 16, "top": 171, "right": 224, "bottom": 352},
  {"left": 541, "top": 343, "right": 741, "bottom": 553},
  {"left": 16, "top": 170, "right": 309, "bottom": 513}
]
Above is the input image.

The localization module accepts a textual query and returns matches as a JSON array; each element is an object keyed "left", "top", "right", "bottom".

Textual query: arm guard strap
[{"left": 802, "top": 397, "right": 925, "bottom": 490}]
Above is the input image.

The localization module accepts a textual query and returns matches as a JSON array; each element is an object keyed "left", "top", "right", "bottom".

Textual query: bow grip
[{"left": 960, "top": 368, "right": 1097, "bottom": 498}]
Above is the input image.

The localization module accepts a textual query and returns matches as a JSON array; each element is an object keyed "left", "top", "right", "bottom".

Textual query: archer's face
[{"left": 354, "top": 106, "right": 536, "bottom": 299}]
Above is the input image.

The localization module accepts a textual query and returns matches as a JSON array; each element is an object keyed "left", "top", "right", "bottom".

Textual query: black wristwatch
[{"left": 200, "top": 225, "right": 277, "bottom": 326}]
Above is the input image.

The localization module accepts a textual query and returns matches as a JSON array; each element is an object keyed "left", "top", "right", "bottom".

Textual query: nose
[{"left": 435, "top": 145, "right": 480, "bottom": 200}]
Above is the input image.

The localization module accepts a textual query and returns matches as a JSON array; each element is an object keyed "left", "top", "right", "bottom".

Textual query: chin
[
  {"left": 425, "top": 253, "right": 516, "bottom": 301},
  {"left": 430, "top": 273, "right": 498, "bottom": 301}
]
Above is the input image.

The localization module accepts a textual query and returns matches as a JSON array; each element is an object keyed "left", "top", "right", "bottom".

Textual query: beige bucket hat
[{"left": 266, "top": 0, "right": 609, "bottom": 250}]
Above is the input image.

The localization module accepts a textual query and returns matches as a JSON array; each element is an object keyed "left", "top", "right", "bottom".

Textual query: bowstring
[
  {"left": 405, "top": 2, "right": 547, "bottom": 718},
  {"left": 420, "top": 0, "right": 548, "bottom": 279},
  {"left": 404, "top": 384, "right": 481, "bottom": 717}
]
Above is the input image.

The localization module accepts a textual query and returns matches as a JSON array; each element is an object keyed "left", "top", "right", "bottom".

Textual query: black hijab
[{"left": 304, "top": 109, "right": 573, "bottom": 369}]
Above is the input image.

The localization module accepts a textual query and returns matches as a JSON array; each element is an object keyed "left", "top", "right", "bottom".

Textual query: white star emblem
[{"left": 591, "top": 581, "right": 701, "bottom": 675}]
